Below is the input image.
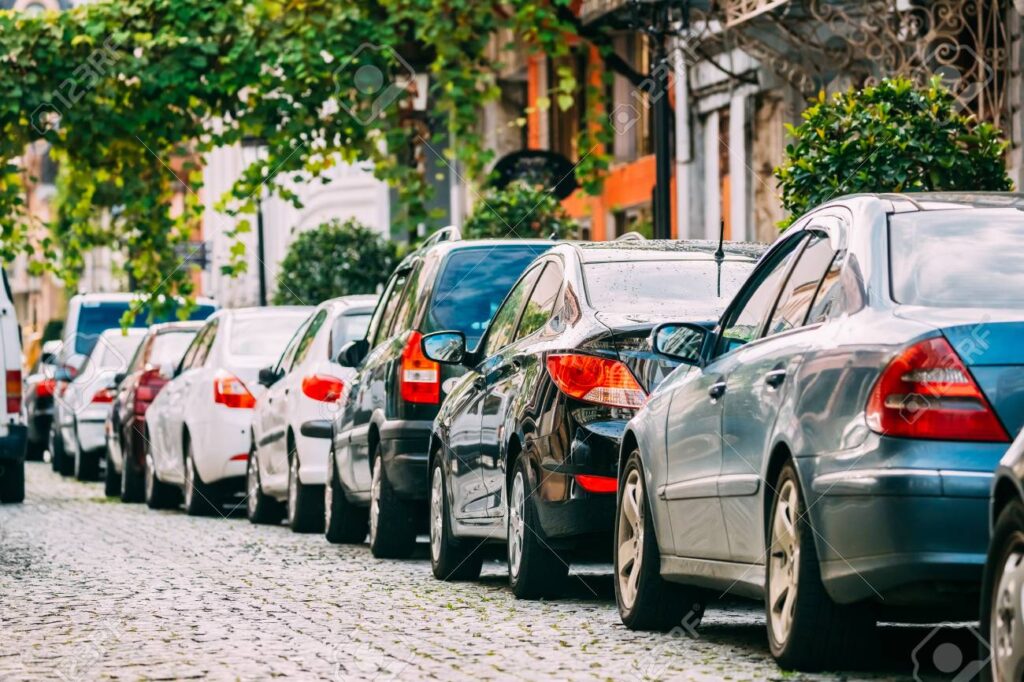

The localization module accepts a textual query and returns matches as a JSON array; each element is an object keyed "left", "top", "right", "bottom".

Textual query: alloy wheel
[
  {"left": 508, "top": 472, "right": 525, "bottom": 578},
  {"left": 145, "top": 454, "right": 155, "bottom": 500},
  {"left": 369, "top": 459, "right": 382, "bottom": 545},
  {"left": 768, "top": 479, "right": 801, "bottom": 647},
  {"left": 184, "top": 448, "right": 195, "bottom": 509},
  {"left": 247, "top": 457, "right": 259, "bottom": 519},
  {"left": 324, "top": 454, "right": 334, "bottom": 529},
  {"left": 430, "top": 466, "right": 443, "bottom": 564},
  {"left": 992, "top": 545, "right": 1024, "bottom": 681},
  {"left": 287, "top": 455, "right": 299, "bottom": 526},
  {"left": 616, "top": 467, "right": 644, "bottom": 609}
]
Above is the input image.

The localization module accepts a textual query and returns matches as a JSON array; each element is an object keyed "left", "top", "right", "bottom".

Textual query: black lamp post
[{"left": 240, "top": 136, "right": 268, "bottom": 306}]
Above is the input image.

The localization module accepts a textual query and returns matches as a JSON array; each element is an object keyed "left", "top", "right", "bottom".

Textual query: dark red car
[{"left": 104, "top": 321, "right": 203, "bottom": 500}]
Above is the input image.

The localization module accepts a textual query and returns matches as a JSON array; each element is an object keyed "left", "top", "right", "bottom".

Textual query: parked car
[
  {"left": 614, "top": 193, "right": 1024, "bottom": 671},
  {"left": 57, "top": 328, "right": 147, "bottom": 481},
  {"left": 0, "top": 266, "right": 26, "bottom": 504},
  {"left": 49, "top": 293, "right": 217, "bottom": 474},
  {"left": 248, "top": 295, "right": 377, "bottom": 532},
  {"left": 422, "top": 240, "right": 761, "bottom": 597},
  {"left": 104, "top": 321, "right": 204, "bottom": 500},
  {"left": 24, "top": 339, "right": 61, "bottom": 461},
  {"left": 327, "top": 230, "right": 552, "bottom": 557},
  {"left": 982, "top": 428, "right": 1024, "bottom": 682},
  {"left": 144, "top": 307, "right": 312, "bottom": 515}
]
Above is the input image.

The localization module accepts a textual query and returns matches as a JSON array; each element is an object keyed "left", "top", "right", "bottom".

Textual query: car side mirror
[
  {"left": 651, "top": 323, "right": 711, "bottom": 366},
  {"left": 258, "top": 366, "right": 280, "bottom": 387},
  {"left": 336, "top": 339, "right": 369, "bottom": 368},
  {"left": 421, "top": 331, "right": 467, "bottom": 365}
]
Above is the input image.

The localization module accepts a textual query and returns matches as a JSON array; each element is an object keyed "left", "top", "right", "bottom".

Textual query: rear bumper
[
  {"left": 0, "top": 424, "right": 27, "bottom": 461},
  {"left": 535, "top": 492, "right": 616, "bottom": 544},
  {"left": 797, "top": 453, "right": 993, "bottom": 605},
  {"left": 76, "top": 418, "right": 107, "bottom": 455},
  {"left": 379, "top": 419, "right": 432, "bottom": 499}
]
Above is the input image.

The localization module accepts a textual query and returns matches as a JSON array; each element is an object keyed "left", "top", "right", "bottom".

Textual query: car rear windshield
[
  {"left": 92, "top": 334, "right": 145, "bottom": 371},
  {"left": 890, "top": 210, "right": 1024, "bottom": 308},
  {"left": 229, "top": 312, "right": 310, "bottom": 359},
  {"left": 149, "top": 331, "right": 198, "bottom": 367},
  {"left": 330, "top": 313, "right": 372, "bottom": 360},
  {"left": 583, "top": 259, "right": 755, "bottom": 314},
  {"left": 426, "top": 245, "right": 550, "bottom": 348},
  {"left": 75, "top": 302, "right": 216, "bottom": 354}
]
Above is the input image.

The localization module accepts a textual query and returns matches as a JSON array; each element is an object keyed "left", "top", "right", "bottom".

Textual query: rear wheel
[
  {"left": 103, "top": 447, "right": 119, "bottom": 497},
  {"left": 324, "top": 446, "right": 368, "bottom": 544},
  {"left": 508, "top": 456, "right": 569, "bottom": 599},
  {"left": 246, "top": 446, "right": 282, "bottom": 525},
  {"left": 615, "top": 450, "right": 703, "bottom": 631},
  {"left": 287, "top": 441, "right": 324, "bottom": 533},
  {"left": 50, "top": 426, "right": 72, "bottom": 476},
  {"left": 981, "top": 498, "right": 1024, "bottom": 682},
  {"left": 368, "top": 450, "right": 416, "bottom": 559},
  {"left": 74, "top": 445, "right": 100, "bottom": 482},
  {"left": 0, "top": 460, "right": 25, "bottom": 503},
  {"left": 766, "top": 461, "right": 875, "bottom": 671},
  {"left": 430, "top": 456, "right": 483, "bottom": 581},
  {"left": 182, "top": 439, "right": 218, "bottom": 517},
  {"left": 26, "top": 438, "right": 44, "bottom": 462},
  {"left": 144, "top": 448, "right": 179, "bottom": 510}
]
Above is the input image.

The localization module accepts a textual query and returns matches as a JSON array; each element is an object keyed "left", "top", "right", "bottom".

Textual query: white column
[
  {"left": 728, "top": 89, "right": 750, "bottom": 242},
  {"left": 703, "top": 110, "right": 720, "bottom": 241},
  {"left": 673, "top": 40, "right": 693, "bottom": 239}
]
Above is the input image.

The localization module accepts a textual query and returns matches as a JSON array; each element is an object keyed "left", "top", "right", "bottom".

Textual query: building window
[
  {"left": 547, "top": 48, "right": 587, "bottom": 162},
  {"left": 611, "top": 33, "right": 654, "bottom": 164},
  {"left": 612, "top": 203, "right": 653, "bottom": 239}
]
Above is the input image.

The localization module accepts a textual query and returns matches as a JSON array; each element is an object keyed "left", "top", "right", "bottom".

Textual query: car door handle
[
  {"left": 708, "top": 381, "right": 727, "bottom": 400},
  {"left": 765, "top": 369, "right": 787, "bottom": 389},
  {"left": 510, "top": 359, "right": 523, "bottom": 372},
  {"left": 473, "top": 376, "right": 486, "bottom": 390}
]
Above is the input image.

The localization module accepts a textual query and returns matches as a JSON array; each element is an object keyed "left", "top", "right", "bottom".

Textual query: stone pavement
[{"left": 0, "top": 463, "right": 974, "bottom": 680}]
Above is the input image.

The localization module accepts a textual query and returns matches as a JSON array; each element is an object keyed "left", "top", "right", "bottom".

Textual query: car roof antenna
[{"left": 715, "top": 219, "right": 726, "bottom": 297}]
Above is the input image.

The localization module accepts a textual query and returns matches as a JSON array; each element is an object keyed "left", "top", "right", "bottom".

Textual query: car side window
[
  {"left": 179, "top": 324, "right": 209, "bottom": 370},
  {"left": 764, "top": 232, "right": 837, "bottom": 337},
  {"left": 127, "top": 337, "right": 151, "bottom": 373},
  {"left": 293, "top": 310, "right": 327, "bottom": 367},
  {"left": 372, "top": 269, "right": 411, "bottom": 347},
  {"left": 717, "top": 235, "right": 806, "bottom": 356},
  {"left": 365, "top": 272, "right": 401, "bottom": 348},
  {"left": 276, "top": 316, "right": 312, "bottom": 374},
  {"left": 515, "top": 262, "right": 563, "bottom": 341},
  {"left": 482, "top": 265, "right": 544, "bottom": 358},
  {"left": 193, "top": 319, "right": 219, "bottom": 368},
  {"left": 806, "top": 251, "right": 846, "bottom": 324},
  {"left": 392, "top": 262, "right": 424, "bottom": 333}
]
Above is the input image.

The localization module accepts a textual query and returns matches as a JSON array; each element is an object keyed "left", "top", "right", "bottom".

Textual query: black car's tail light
[{"left": 545, "top": 353, "right": 646, "bottom": 409}]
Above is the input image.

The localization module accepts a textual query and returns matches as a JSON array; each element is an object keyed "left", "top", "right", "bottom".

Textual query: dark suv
[{"left": 326, "top": 229, "right": 551, "bottom": 557}]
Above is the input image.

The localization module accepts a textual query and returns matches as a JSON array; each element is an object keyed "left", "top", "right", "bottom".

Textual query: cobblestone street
[{"left": 0, "top": 463, "right": 975, "bottom": 680}]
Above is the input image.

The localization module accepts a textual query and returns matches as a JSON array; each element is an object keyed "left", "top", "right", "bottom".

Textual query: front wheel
[
  {"left": 0, "top": 460, "right": 25, "bottom": 503},
  {"left": 981, "top": 498, "right": 1024, "bottom": 682},
  {"left": 765, "top": 462, "right": 875, "bottom": 671},
  {"left": 615, "top": 450, "right": 702, "bottom": 631},
  {"left": 430, "top": 456, "right": 482, "bottom": 581},
  {"left": 324, "top": 447, "right": 368, "bottom": 544},
  {"left": 508, "top": 456, "right": 568, "bottom": 599},
  {"left": 74, "top": 445, "right": 100, "bottom": 482},
  {"left": 287, "top": 448, "right": 324, "bottom": 533},
  {"left": 367, "top": 451, "right": 416, "bottom": 559}
]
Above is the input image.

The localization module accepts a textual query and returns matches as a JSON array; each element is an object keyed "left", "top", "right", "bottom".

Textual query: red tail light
[
  {"left": 134, "top": 369, "right": 166, "bottom": 416},
  {"left": 6, "top": 370, "right": 21, "bottom": 413},
  {"left": 302, "top": 374, "right": 345, "bottom": 403},
  {"left": 866, "top": 336, "right": 1009, "bottom": 442},
  {"left": 574, "top": 474, "right": 618, "bottom": 494},
  {"left": 91, "top": 387, "right": 115, "bottom": 404},
  {"left": 399, "top": 331, "right": 440, "bottom": 404},
  {"left": 546, "top": 354, "right": 646, "bottom": 409},
  {"left": 213, "top": 370, "right": 256, "bottom": 409},
  {"left": 36, "top": 378, "right": 55, "bottom": 398}
]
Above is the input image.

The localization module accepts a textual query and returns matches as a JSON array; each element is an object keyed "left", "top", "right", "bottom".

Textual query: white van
[{"left": 0, "top": 268, "right": 26, "bottom": 503}]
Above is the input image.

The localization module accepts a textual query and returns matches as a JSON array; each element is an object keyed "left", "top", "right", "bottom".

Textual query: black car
[
  {"left": 326, "top": 229, "right": 552, "bottom": 558},
  {"left": 421, "top": 240, "right": 761, "bottom": 598}
]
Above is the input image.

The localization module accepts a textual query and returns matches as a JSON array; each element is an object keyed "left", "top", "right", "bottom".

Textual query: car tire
[
  {"left": 324, "top": 446, "right": 368, "bottom": 544},
  {"left": 26, "top": 439, "right": 45, "bottom": 462},
  {"left": 103, "top": 447, "right": 120, "bottom": 497},
  {"left": 430, "top": 455, "right": 483, "bottom": 581},
  {"left": 74, "top": 446, "right": 100, "bottom": 482},
  {"left": 508, "top": 456, "right": 569, "bottom": 599},
  {"left": 183, "top": 438, "right": 218, "bottom": 517},
  {"left": 0, "top": 460, "right": 25, "bottom": 503},
  {"left": 287, "top": 446, "right": 324, "bottom": 534},
  {"left": 51, "top": 427, "right": 72, "bottom": 476},
  {"left": 615, "top": 450, "right": 703, "bottom": 631},
  {"left": 120, "top": 437, "right": 145, "bottom": 503},
  {"left": 368, "top": 449, "right": 416, "bottom": 559},
  {"left": 766, "top": 461, "right": 876, "bottom": 671},
  {"left": 144, "top": 448, "right": 179, "bottom": 510},
  {"left": 981, "top": 497, "right": 1024, "bottom": 682},
  {"left": 246, "top": 446, "right": 282, "bottom": 525}
]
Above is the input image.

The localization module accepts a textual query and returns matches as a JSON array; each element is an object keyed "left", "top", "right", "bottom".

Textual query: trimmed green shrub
[{"left": 462, "top": 181, "right": 578, "bottom": 240}]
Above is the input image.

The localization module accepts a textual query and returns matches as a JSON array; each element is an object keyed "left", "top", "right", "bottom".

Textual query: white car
[
  {"left": 57, "top": 328, "right": 146, "bottom": 482},
  {"left": 248, "top": 295, "right": 376, "bottom": 532},
  {"left": 0, "top": 266, "right": 26, "bottom": 504},
  {"left": 143, "top": 307, "right": 312, "bottom": 515}
]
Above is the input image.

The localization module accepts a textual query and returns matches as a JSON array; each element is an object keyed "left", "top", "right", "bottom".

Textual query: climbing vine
[{"left": 0, "top": 0, "right": 617, "bottom": 317}]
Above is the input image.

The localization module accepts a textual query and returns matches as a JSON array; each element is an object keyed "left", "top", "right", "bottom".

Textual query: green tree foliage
[
  {"left": 462, "top": 181, "right": 578, "bottom": 240},
  {"left": 272, "top": 218, "right": 398, "bottom": 306},
  {"left": 0, "top": 0, "right": 619, "bottom": 320},
  {"left": 775, "top": 77, "right": 1012, "bottom": 225}
]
